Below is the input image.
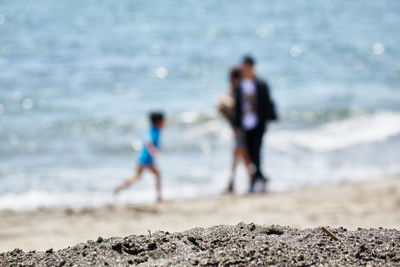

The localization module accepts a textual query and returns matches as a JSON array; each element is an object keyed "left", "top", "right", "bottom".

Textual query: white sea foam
[
  {"left": 0, "top": 191, "right": 112, "bottom": 211},
  {"left": 270, "top": 112, "right": 400, "bottom": 152},
  {"left": 0, "top": 175, "right": 229, "bottom": 211}
]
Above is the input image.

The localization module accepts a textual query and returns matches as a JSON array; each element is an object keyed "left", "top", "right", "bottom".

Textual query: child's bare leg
[
  {"left": 148, "top": 165, "right": 162, "bottom": 202},
  {"left": 114, "top": 166, "right": 144, "bottom": 195}
]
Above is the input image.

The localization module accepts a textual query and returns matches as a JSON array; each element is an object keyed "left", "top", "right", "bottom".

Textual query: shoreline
[{"left": 0, "top": 176, "right": 399, "bottom": 252}]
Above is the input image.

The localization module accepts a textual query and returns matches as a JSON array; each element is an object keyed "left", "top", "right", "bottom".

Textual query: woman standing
[{"left": 218, "top": 67, "right": 253, "bottom": 193}]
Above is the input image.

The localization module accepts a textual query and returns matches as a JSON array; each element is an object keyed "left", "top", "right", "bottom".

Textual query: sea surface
[{"left": 0, "top": 0, "right": 399, "bottom": 209}]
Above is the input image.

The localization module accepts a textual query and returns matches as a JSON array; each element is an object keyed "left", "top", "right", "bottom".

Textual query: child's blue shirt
[{"left": 138, "top": 126, "right": 161, "bottom": 165}]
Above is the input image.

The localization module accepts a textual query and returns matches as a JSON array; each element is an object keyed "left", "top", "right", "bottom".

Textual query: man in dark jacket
[{"left": 232, "top": 56, "right": 277, "bottom": 193}]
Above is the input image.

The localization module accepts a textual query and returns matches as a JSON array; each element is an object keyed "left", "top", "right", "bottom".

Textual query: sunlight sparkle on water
[
  {"left": 290, "top": 46, "right": 303, "bottom": 57},
  {"left": 372, "top": 43, "right": 385, "bottom": 55},
  {"left": 155, "top": 67, "right": 168, "bottom": 79},
  {"left": 256, "top": 25, "right": 275, "bottom": 38},
  {"left": 22, "top": 98, "right": 33, "bottom": 110},
  {"left": 353, "top": 59, "right": 365, "bottom": 71}
]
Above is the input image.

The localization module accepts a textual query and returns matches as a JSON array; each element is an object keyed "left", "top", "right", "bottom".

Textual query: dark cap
[{"left": 242, "top": 55, "right": 256, "bottom": 65}]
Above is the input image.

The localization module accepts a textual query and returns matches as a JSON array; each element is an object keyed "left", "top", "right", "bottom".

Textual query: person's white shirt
[{"left": 241, "top": 79, "right": 258, "bottom": 130}]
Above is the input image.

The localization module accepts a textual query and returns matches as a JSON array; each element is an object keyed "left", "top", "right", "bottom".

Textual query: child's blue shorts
[{"left": 138, "top": 153, "right": 153, "bottom": 166}]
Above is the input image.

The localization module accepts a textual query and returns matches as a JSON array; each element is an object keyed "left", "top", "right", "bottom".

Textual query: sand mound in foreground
[{"left": 1, "top": 223, "right": 399, "bottom": 266}]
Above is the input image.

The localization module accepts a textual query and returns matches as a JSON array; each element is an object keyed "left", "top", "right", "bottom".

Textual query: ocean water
[{"left": 0, "top": 0, "right": 399, "bottom": 209}]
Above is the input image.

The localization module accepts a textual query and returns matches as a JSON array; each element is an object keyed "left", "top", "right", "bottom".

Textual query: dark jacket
[{"left": 232, "top": 78, "right": 277, "bottom": 129}]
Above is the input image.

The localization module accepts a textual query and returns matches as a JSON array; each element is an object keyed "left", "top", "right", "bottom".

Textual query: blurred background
[{"left": 0, "top": 0, "right": 399, "bottom": 209}]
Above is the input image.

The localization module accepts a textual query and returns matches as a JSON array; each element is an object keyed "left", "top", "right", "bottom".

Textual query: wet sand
[{"left": 0, "top": 176, "right": 399, "bottom": 255}]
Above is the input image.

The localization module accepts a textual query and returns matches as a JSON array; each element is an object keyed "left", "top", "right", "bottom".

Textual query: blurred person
[
  {"left": 218, "top": 67, "right": 253, "bottom": 193},
  {"left": 114, "top": 112, "right": 165, "bottom": 202},
  {"left": 232, "top": 55, "right": 277, "bottom": 193}
]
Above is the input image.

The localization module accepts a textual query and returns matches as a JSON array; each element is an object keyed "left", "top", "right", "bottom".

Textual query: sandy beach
[
  {"left": 0, "top": 176, "right": 399, "bottom": 253},
  {"left": 2, "top": 224, "right": 400, "bottom": 266}
]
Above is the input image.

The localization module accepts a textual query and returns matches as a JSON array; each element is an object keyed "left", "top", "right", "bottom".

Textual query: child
[{"left": 114, "top": 112, "right": 165, "bottom": 202}]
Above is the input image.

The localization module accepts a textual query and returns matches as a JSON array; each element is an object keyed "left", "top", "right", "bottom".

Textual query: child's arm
[{"left": 145, "top": 141, "right": 158, "bottom": 157}]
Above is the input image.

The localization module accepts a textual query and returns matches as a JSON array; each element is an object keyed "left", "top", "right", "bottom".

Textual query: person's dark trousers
[{"left": 245, "top": 123, "right": 267, "bottom": 193}]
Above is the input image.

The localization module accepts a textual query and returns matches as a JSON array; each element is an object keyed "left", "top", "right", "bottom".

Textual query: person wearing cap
[{"left": 232, "top": 55, "right": 277, "bottom": 193}]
